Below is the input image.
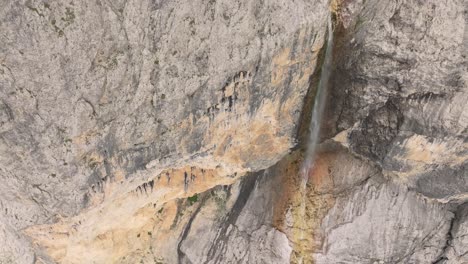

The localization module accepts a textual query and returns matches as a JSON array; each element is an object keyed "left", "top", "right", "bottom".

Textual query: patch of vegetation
[
  {"left": 187, "top": 194, "right": 198, "bottom": 205},
  {"left": 62, "top": 7, "right": 75, "bottom": 24},
  {"left": 50, "top": 16, "right": 64, "bottom": 37},
  {"left": 48, "top": 6, "right": 75, "bottom": 37},
  {"left": 109, "top": 57, "right": 118, "bottom": 68}
]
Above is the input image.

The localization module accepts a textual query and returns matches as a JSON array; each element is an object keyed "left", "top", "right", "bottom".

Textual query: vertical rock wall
[{"left": 0, "top": 0, "right": 466, "bottom": 263}]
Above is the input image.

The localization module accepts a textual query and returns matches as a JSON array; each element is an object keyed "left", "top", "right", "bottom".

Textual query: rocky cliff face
[{"left": 0, "top": 0, "right": 466, "bottom": 263}]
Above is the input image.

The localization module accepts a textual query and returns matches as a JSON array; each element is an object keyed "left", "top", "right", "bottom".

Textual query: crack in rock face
[{"left": 0, "top": 0, "right": 467, "bottom": 263}]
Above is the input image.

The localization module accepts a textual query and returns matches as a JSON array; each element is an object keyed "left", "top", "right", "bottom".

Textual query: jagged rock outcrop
[{"left": 0, "top": 0, "right": 466, "bottom": 263}]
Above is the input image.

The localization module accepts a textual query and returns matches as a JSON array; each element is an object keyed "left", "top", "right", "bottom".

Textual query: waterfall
[
  {"left": 301, "top": 12, "right": 334, "bottom": 187},
  {"left": 297, "top": 9, "right": 334, "bottom": 264}
]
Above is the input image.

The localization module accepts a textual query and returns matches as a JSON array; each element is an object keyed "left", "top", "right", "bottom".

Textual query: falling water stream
[
  {"left": 298, "top": 10, "right": 334, "bottom": 263},
  {"left": 302, "top": 13, "right": 334, "bottom": 180}
]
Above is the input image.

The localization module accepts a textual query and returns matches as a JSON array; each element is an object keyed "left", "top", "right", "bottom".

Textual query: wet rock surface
[{"left": 0, "top": 0, "right": 467, "bottom": 263}]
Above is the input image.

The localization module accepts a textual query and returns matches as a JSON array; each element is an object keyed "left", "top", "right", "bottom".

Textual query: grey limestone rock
[{"left": 0, "top": 0, "right": 467, "bottom": 263}]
